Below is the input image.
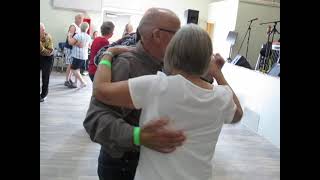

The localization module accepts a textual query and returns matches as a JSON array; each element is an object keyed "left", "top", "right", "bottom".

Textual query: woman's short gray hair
[
  {"left": 100, "top": 21, "right": 115, "bottom": 36},
  {"left": 80, "top": 22, "right": 90, "bottom": 32},
  {"left": 164, "top": 24, "right": 213, "bottom": 76}
]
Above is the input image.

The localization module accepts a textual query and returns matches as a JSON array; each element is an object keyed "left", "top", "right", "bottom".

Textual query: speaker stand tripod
[{"left": 237, "top": 18, "right": 256, "bottom": 61}]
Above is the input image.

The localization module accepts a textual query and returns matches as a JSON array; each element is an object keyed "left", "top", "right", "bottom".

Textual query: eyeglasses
[{"left": 158, "top": 28, "right": 177, "bottom": 34}]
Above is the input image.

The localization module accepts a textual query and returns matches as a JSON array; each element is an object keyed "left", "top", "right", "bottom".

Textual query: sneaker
[
  {"left": 64, "top": 81, "right": 70, "bottom": 86},
  {"left": 69, "top": 79, "right": 74, "bottom": 84},
  {"left": 81, "top": 71, "right": 88, "bottom": 76},
  {"left": 79, "top": 83, "right": 87, "bottom": 88},
  {"left": 68, "top": 82, "right": 77, "bottom": 88}
]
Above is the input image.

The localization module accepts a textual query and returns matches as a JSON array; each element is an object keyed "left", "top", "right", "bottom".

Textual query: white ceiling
[
  {"left": 263, "top": 0, "right": 280, "bottom": 2},
  {"left": 211, "top": 0, "right": 280, "bottom": 2}
]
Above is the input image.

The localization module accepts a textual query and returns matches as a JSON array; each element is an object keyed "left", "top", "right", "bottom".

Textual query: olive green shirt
[{"left": 40, "top": 33, "right": 53, "bottom": 56}]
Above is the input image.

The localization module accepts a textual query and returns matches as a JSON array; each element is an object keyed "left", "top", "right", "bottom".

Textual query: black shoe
[
  {"left": 40, "top": 96, "right": 46, "bottom": 102},
  {"left": 81, "top": 71, "right": 88, "bottom": 76},
  {"left": 64, "top": 81, "right": 70, "bottom": 86},
  {"left": 69, "top": 79, "right": 73, "bottom": 84},
  {"left": 68, "top": 82, "right": 77, "bottom": 88}
]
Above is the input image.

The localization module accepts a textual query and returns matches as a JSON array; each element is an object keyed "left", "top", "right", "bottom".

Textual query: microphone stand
[
  {"left": 237, "top": 18, "right": 256, "bottom": 60},
  {"left": 227, "top": 46, "right": 233, "bottom": 62},
  {"left": 259, "top": 20, "right": 280, "bottom": 72}
]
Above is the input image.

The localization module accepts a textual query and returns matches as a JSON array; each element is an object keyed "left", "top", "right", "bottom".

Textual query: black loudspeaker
[
  {"left": 184, "top": 9, "right": 199, "bottom": 24},
  {"left": 231, "top": 55, "right": 253, "bottom": 70}
]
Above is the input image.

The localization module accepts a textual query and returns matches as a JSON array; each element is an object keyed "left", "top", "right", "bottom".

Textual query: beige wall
[
  {"left": 102, "top": 0, "right": 212, "bottom": 29},
  {"left": 41, "top": 0, "right": 213, "bottom": 48},
  {"left": 208, "top": 0, "right": 239, "bottom": 58},
  {"left": 232, "top": 1, "right": 280, "bottom": 67},
  {"left": 40, "top": 0, "right": 102, "bottom": 48}
]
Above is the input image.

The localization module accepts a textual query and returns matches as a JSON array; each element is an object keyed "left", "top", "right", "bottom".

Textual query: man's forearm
[
  {"left": 68, "top": 36, "right": 77, "bottom": 45},
  {"left": 41, "top": 37, "right": 53, "bottom": 56},
  {"left": 40, "top": 48, "right": 53, "bottom": 56},
  {"left": 40, "top": 45, "right": 44, "bottom": 53},
  {"left": 74, "top": 40, "right": 83, "bottom": 48},
  {"left": 88, "top": 114, "right": 135, "bottom": 149},
  {"left": 83, "top": 98, "right": 136, "bottom": 151}
]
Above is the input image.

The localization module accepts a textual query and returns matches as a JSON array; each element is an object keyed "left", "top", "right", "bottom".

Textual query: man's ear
[{"left": 152, "top": 29, "right": 161, "bottom": 44}]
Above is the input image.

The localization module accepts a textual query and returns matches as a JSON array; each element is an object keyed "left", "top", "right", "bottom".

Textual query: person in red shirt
[{"left": 88, "top": 21, "right": 115, "bottom": 81}]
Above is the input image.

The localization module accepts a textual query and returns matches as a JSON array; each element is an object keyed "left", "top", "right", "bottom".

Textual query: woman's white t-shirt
[{"left": 128, "top": 71, "right": 237, "bottom": 180}]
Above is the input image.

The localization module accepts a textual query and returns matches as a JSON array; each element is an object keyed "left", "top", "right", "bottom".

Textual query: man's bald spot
[
  {"left": 138, "top": 8, "right": 180, "bottom": 40},
  {"left": 140, "top": 8, "right": 179, "bottom": 27}
]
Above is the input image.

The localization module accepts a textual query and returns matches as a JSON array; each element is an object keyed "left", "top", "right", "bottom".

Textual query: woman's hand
[
  {"left": 140, "top": 118, "right": 186, "bottom": 153},
  {"left": 101, "top": 46, "right": 135, "bottom": 63},
  {"left": 208, "top": 53, "right": 225, "bottom": 79},
  {"left": 213, "top": 53, "right": 225, "bottom": 70}
]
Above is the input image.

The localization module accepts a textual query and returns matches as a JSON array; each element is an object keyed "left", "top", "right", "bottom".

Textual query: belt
[{"left": 121, "top": 151, "right": 140, "bottom": 161}]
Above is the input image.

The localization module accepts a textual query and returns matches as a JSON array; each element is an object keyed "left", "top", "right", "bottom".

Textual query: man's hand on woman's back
[{"left": 140, "top": 118, "right": 186, "bottom": 153}]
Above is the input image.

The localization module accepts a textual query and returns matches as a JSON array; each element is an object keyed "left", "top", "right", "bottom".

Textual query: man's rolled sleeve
[
  {"left": 84, "top": 98, "right": 135, "bottom": 150},
  {"left": 83, "top": 56, "right": 138, "bottom": 153}
]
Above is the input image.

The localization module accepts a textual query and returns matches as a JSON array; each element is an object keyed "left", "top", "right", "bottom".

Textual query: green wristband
[
  {"left": 133, "top": 127, "right": 141, "bottom": 146},
  {"left": 99, "top": 59, "right": 112, "bottom": 68}
]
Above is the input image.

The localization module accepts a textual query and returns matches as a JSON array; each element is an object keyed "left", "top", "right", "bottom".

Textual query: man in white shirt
[
  {"left": 68, "top": 22, "right": 92, "bottom": 88},
  {"left": 71, "top": 13, "right": 84, "bottom": 34},
  {"left": 71, "top": 13, "right": 89, "bottom": 75}
]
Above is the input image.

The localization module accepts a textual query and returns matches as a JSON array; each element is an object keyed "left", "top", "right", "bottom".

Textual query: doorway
[
  {"left": 206, "top": 22, "right": 214, "bottom": 40},
  {"left": 102, "top": 9, "right": 143, "bottom": 43}
]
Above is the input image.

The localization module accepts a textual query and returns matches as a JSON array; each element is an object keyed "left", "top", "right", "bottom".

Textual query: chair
[{"left": 53, "top": 42, "right": 66, "bottom": 72}]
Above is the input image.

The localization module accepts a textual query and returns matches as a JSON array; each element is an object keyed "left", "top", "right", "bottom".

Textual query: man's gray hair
[
  {"left": 100, "top": 21, "right": 115, "bottom": 36},
  {"left": 80, "top": 22, "right": 90, "bottom": 32},
  {"left": 75, "top": 13, "right": 84, "bottom": 18},
  {"left": 164, "top": 24, "right": 213, "bottom": 76}
]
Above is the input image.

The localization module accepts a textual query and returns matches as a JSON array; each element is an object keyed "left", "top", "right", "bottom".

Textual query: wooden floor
[{"left": 40, "top": 72, "right": 280, "bottom": 180}]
